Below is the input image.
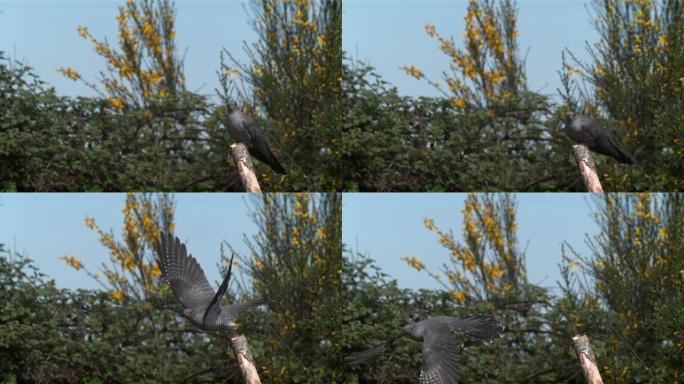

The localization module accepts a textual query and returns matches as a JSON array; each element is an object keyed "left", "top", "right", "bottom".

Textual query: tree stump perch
[
  {"left": 230, "top": 332, "right": 262, "bottom": 384},
  {"left": 572, "top": 144, "right": 604, "bottom": 192},
  {"left": 230, "top": 143, "right": 262, "bottom": 193},
  {"left": 572, "top": 334, "right": 604, "bottom": 384}
]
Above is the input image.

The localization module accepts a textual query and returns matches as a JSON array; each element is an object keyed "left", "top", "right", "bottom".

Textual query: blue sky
[
  {"left": 344, "top": 0, "right": 599, "bottom": 97},
  {"left": 0, "top": 193, "right": 259, "bottom": 290},
  {"left": 0, "top": 0, "right": 256, "bottom": 98},
  {"left": 342, "top": 193, "right": 599, "bottom": 291}
]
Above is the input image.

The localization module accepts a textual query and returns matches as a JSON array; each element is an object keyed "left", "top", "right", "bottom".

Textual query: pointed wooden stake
[
  {"left": 230, "top": 331, "right": 262, "bottom": 384},
  {"left": 230, "top": 143, "right": 262, "bottom": 193},
  {"left": 572, "top": 334, "right": 604, "bottom": 384},
  {"left": 572, "top": 145, "right": 604, "bottom": 192}
]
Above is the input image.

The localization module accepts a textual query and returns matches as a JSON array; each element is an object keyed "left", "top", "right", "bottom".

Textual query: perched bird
[
  {"left": 157, "top": 232, "right": 267, "bottom": 331},
  {"left": 564, "top": 111, "right": 633, "bottom": 164},
  {"left": 225, "top": 101, "right": 287, "bottom": 174},
  {"left": 346, "top": 315, "right": 503, "bottom": 384}
]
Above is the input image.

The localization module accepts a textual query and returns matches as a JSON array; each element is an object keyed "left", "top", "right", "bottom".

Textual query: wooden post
[
  {"left": 572, "top": 335, "right": 604, "bottom": 384},
  {"left": 230, "top": 143, "right": 261, "bottom": 193},
  {"left": 230, "top": 331, "right": 262, "bottom": 384},
  {"left": 572, "top": 144, "right": 604, "bottom": 192}
]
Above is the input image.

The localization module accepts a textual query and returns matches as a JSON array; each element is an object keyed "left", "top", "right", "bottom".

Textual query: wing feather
[
  {"left": 420, "top": 325, "right": 460, "bottom": 384},
  {"left": 159, "top": 232, "right": 216, "bottom": 317}
]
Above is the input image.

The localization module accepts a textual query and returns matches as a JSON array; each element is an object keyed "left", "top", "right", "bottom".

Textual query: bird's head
[
  {"left": 226, "top": 100, "right": 238, "bottom": 111},
  {"left": 564, "top": 110, "right": 575, "bottom": 122},
  {"left": 403, "top": 323, "right": 421, "bottom": 338}
]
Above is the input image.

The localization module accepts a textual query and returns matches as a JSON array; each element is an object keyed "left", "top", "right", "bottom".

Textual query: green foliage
[
  {"left": 562, "top": 0, "right": 684, "bottom": 191},
  {"left": 563, "top": 193, "right": 684, "bottom": 383},
  {"left": 225, "top": 193, "right": 343, "bottom": 383},
  {"left": 0, "top": 193, "right": 344, "bottom": 383},
  {"left": 0, "top": 247, "right": 238, "bottom": 383},
  {"left": 218, "top": 0, "right": 343, "bottom": 191},
  {"left": 343, "top": 193, "right": 683, "bottom": 383},
  {"left": 0, "top": 52, "right": 230, "bottom": 191},
  {"left": 339, "top": 0, "right": 682, "bottom": 191},
  {"left": 340, "top": 0, "right": 579, "bottom": 192},
  {"left": 341, "top": 62, "right": 576, "bottom": 191},
  {"left": 2, "top": 0, "right": 343, "bottom": 191}
]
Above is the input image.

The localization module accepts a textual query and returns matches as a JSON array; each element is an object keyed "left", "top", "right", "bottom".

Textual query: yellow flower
[
  {"left": 425, "top": 23, "right": 436, "bottom": 38},
  {"left": 450, "top": 97, "right": 466, "bottom": 109},
  {"left": 225, "top": 68, "right": 239, "bottom": 79},
  {"left": 400, "top": 256, "right": 425, "bottom": 271},
  {"left": 490, "top": 263, "right": 505, "bottom": 278},
  {"left": 658, "top": 35, "right": 667, "bottom": 46},
  {"left": 60, "top": 255, "right": 83, "bottom": 270},
  {"left": 451, "top": 290, "right": 467, "bottom": 303},
  {"left": 110, "top": 290, "right": 125, "bottom": 302},
  {"left": 108, "top": 97, "right": 125, "bottom": 109},
  {"left": 76, "top": 25, "right": 90, "bottom": 39},
  {"left": 400, "top": 65, "right": 424, "bottom": 80},
  {"left": 567, "top": 69, "right": 577, "bottom": 78},
  {"left": 57, "top": 67, "right": 80, "bottom": 81},
  {"left": 567, "top": 261, "right": 582, "bottom": 270}
]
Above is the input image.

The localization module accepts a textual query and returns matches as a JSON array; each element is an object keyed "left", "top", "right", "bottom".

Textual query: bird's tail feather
[
  {"left": 245, "top": 297, "right": 268, "bottom": 308},
  {"left": 250, "top": 143, "right": 287, "bottom": 174},
  {"left": 457, "top": 315, "right": 503, "bottom": 340},
  {"left": 345, "top": 342, "right": 392, "bottom": 365},
  {"left": 223, "top": 297, "right": 268, "bottom": 317}
]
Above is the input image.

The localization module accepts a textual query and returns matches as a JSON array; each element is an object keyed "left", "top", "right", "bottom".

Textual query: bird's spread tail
[
  {"left": 345, "top": 342, "right": 392, "bottom": 365},
  {"left": 457, "top": 315, "right": 503, "bottom": 340}
]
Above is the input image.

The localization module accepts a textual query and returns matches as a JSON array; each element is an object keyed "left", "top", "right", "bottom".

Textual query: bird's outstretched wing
[
  {"left": 345, "top": 333, "right": 403, "bottom": 365},
  {"left": 202, "top": 253, "right": 234, "bottom": 324},
  {"left": 240, "top": 116, "right": 287, "bottom": 174},
  {"left": 159, "top": 232, "right": 218, "bottom": 320},
  {"left": 420, "top": 324, "right": 460, "bottom": 384}
]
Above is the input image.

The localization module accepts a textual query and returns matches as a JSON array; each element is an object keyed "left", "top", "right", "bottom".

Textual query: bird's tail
[
  {"left": 456, "top": 315, "right": 503, "bottom": 340},
  {"left": 615, "top": 147, "right": 634, "bottom": 164},
  {"left": 246, "top": 297, "right": 268, "bottom": 308},
  {"left": 223, "top": 297, "right": 268, "bottom": 317},
  {"left": 250, "top": 142, "right": 287, "bottom": 174},
  {"left": 345, "top": 344, "right": 390, "bottom": 365}
]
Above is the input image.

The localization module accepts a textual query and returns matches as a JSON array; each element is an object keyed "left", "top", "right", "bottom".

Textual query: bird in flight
[
  {"left": 564, "top": 111, "right": 634, "bottom": 164},
  {"left": 157, "top": 232, "right": 267, "bottom": 331},
  {"left": 225, "top": 100, "right": 287, "bottom": 174},
  {"left": 346, "top": 315, "right": 503, "bottom": 384}
]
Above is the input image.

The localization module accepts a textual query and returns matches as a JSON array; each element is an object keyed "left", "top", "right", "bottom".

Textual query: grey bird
[
  {"left": 564, "top": 111, "right": 633, "bottom": 164},
  {"left": 346, "top": 315, "right": 503, "bottom": 384},
  {"left": 158, "top": 232, "right": 267, "bottom": 331},
  {"left": 225, "top": 101, "right": 287, "bottom": 174}
]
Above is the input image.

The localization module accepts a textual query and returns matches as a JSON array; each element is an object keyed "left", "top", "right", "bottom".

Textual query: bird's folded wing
[
  {"left": 420, "top": 326, "right": 460, "bottom": 384},
  {"left": 237, "top": 114, "right": 259, "bottom": 142},
  {"left": 159, "top": 232, "right": 217, "bottom": 317}
]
